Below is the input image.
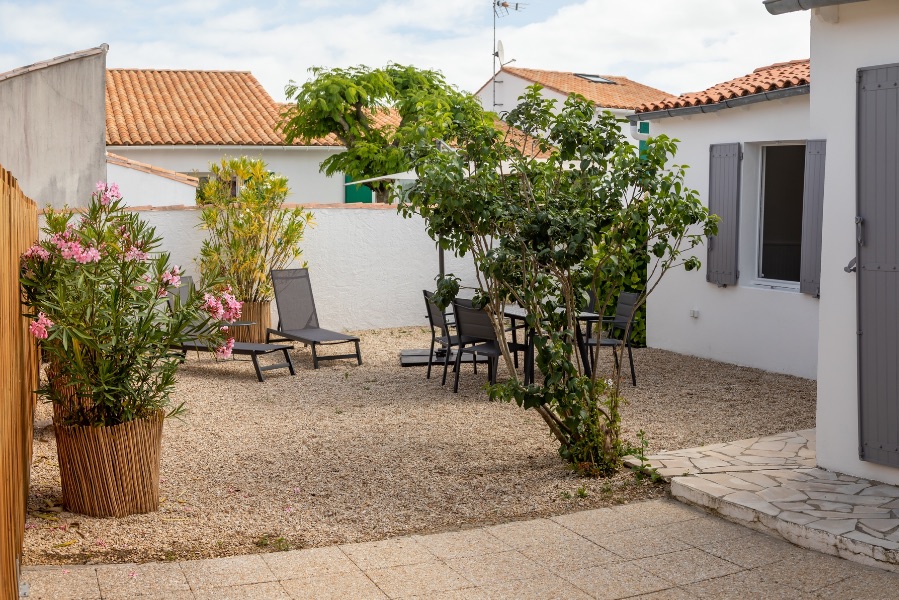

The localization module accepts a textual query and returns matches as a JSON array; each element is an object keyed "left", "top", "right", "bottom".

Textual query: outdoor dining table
[{"left": 503, "top": 305, "right": 600, "bottom": 383}]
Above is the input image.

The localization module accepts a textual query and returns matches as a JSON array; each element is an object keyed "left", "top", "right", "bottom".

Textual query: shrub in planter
[
  {"left": 197, "top": 157, "right": 314, "bottom": 342},
  {"left": 20, "top": 182, "right": 240, "bottom": 517}
]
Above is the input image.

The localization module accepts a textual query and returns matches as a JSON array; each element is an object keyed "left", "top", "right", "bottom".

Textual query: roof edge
[
  {"left": 763, "top": 0, "right": 868, "bottom": 15},
  {"left": 106, "top": 152, "right": 199, "bottom": 187},
  {"left": 629, "top": 84, "right": 810, "bottom": 122},
  {"left": 0, "top": 44, "right": 108, "bottom": 84}
]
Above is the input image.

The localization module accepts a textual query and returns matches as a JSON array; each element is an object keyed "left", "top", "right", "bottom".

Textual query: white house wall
[
  {"left": 106, "top": 146, "right": 346, "bottom": 205},
  {"left": 810, "top": 0, "right": 899, "bottom": 484},
  {"left": 644, "top": 95, "right": 819, "bottom": 379},
  {"left": 107, "top": 163, "right": 196, "bottom": 207},
  {"left": 476, "top": 72, "right": 639, "bottom": 145},
  {"left": 129, "top": 205, "right": 478, "bottom": 332}
]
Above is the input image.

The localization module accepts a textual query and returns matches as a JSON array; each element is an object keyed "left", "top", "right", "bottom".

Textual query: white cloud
[{"left": 0, "top": 0, "right": 811, "bottom": 102}]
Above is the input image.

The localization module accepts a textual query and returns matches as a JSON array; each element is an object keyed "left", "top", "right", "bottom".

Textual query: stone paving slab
[
  {"left": 21, "top": 497, "right": 899, "bottom": 599},
  {"left": 626, "top": 429, "right": 899, "bottom": 573}
]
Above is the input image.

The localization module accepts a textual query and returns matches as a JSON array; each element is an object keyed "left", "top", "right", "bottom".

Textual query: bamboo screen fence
[{"left": 0, "top": 165, "right": 39, "bottom": 599}]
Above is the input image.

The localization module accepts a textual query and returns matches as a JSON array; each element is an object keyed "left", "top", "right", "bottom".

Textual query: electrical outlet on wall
[{"left": 689, "top": 309, "right": 700, "bottom": 319}]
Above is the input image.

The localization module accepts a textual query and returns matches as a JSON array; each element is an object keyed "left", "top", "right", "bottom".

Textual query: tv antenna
[{"left": 493, "top": 2, "right": 525, "bottom": 110}]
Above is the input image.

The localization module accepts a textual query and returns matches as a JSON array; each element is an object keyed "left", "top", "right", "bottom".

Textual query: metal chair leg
[
  {"left": 311, "top": 344, "right": 319, "bottom": 369},
  {"left": 626, "top": 342, "right": 636, "bottom": 386},
  {"left": 453, "top": 345, "right": 465, "bottom": 393},
  {"left": 355, "top": 340, "right": 362, "bottom": 365},
  {"left": 426, "top": 332, "right": 436, "bottom": 379}
]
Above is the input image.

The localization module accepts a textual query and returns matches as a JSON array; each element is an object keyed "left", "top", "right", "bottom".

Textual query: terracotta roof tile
[
  {"left": 486, "top": 67, "right": 671, "bottom": 110},
  {"left": 106, "top": 69, "right": 340, "bottom": 146},
  {"left": 637, "top": 59, "right": 810, "bottom": 113}
]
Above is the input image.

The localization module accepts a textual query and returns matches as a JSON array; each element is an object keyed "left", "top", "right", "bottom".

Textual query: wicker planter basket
[
  {"left": 231, "top": 300, "right": 272, "bottom": 343},
  {"left": 53, "top": 410, "right": 164, "bottom": 518}
]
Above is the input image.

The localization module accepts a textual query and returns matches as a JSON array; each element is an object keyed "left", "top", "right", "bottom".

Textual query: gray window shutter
[
  {"left": 706, "top": 143, "right": 741, "bottom": 287},
  {"left": 800, "top": 140, "right": 826, "bottom": 297}
]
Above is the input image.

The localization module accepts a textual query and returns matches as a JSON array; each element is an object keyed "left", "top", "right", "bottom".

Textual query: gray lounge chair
[
  {"left": 583, "top": 291, "right": 639, "bottom": 386},
  {"left": 267, "top": 268, "right": 362, "bottom": 368}
]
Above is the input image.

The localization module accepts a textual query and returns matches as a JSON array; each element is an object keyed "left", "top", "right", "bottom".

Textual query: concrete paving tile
[
  {"left": 752, "top": 554, "right": 860, "bottom": 593},
  {"left": 444, "top": 550, "right": 546, "bottom": 586},
  {"left": 763, "top": 469, "right": 812, "bottom": 481},
  {"left": 772, "top": 501, "right": 816, "bottom": 511},
  {"left": 594, "top": 526, "right": 691, "bottom": 559},
  {"left": 699, "top": 531, "right": 806, "bottom": 568},
  {"left": 340, "top": 537, "right": 437, "bottom": 571},
  {"left": 180, "top": 555, "right": 276, "bottom": 589},
  {"left": 860, "top": 484, "right": 899, "bottom": 497},
  {"left": 20, "top": 566, "right": 101, "bottom": 600},
  {"left": 413, "top": 528, "right": 511, "bottom": 559},
  {"left": 728, "top": 437, "right": 759, "bottom": 448},
  {"left": 806, "top": 500, "right": 853, "bottom": 511},
  {"left": 487, "top": 518, "right": 586, "bottom": 550},
  {"left": 601, "top": 499, "right": 704, "bottom": 527},
  {"left": 193, "top": 582, "right": 290, "bottom": 600},
  {"left": 632, "top": 547, "right": 742, "bottom": 585},
  {"left": 479, "top": 573, "right": 593, "bottom": 600},
  {"left": 858, "top": 518, "right": 899, "bottom": 535},
  {"left": 721, "top": 491, "right": 781, "bottom": 516},
  {"left": 814, "top": 569, "right": 899, "bottom": 600},
  {"left": 367, "top": 561, "right": 471, "bottom": 598},
  {"left": 806, "top": 518, "right": 858, "bottom": 535},
  {"left": 807, "top": 510, "right": 889, "bottom": 519},
  {"left": 401, "top": 589, "right": 486, "bottom": 600},
  {"left": 561, "top": 561, "right": 671, "bottom": 599},
  {"left": 96, "top": 562, "right": 190, "bottom": 598},
  {"left": 795, "top": 468, "right": 840, "bottom": 480},
  {"left": 551, "top": 507, "right": 642, "bottom": 537},
  {"left": 743, "top": 449, "right": 799, "bottom": 458},
  {"left": 757, "top": 486, "right": 809, "bottom": 503},
  {"left": 751, "top": 440, "right": 787, "bottom": 451},
  {"left": 684, "top": 569, "right": 816, "bottom": 599},
  {"left": 280, "top": 569, "right": 388, "bottom": 599},
  {"left": 692, "top": 457, "right": 732, "bottom": 469},
  {"left": 629, "top": 589, "right": 694, "bottom": 600},
  {"left": 659, "top": 516, "right": 752, "bottom": 547},
  {"left": 518, "top": 534, "right": 621, "bottom": 572},
  {"left": 263, "top": 546, "right": 360, "bottom": 579},
  {"left": 739, "top": 455, "right": 787, "bottom": 465}
]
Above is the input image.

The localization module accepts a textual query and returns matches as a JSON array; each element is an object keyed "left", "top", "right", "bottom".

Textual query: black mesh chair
[
  {"left": 267, "top": 268, "right": 362, "bottom": 368},
  {"left": 584, "top": 291, "right": 639, "bottom": 386},
  {"left": 451, "top": 300, "right": 504, "bottom": 393}
]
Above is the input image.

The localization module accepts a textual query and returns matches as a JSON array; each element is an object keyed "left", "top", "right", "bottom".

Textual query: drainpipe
[{"left": 629, "top": 121, "right": 650, "bottom": 142}]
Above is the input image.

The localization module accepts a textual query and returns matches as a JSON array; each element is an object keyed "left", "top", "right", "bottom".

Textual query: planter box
[{"left": 231, "top": 300, "right": 272, "bottom": 344}]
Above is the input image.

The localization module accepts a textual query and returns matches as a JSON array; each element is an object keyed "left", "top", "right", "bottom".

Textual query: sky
[{"left": 0, "top": 1, "right": 811, "bottom": 102}]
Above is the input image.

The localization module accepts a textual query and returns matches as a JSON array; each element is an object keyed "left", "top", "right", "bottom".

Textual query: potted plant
[
  {"left": 197, "top": 157, "right": 314, "bottom": 343},
  {"left": 20, "top": 182, "right": 239, "bottom": 518}
]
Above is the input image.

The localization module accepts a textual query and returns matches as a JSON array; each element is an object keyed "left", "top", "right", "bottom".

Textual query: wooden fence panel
[{"left": 0, "top": 165, "right": 39, "bottom": 599}]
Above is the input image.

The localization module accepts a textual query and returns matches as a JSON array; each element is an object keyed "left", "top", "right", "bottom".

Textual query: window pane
[{"left": 761, "top": 145, "right": 805, "bottom": 282}]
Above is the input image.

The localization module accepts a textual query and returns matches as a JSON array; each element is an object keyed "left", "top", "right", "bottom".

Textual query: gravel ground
[{"left": 24, "top": 327, "right": 815, "bottom": 565}]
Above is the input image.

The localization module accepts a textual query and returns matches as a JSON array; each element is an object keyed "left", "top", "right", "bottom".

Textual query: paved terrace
[
  {"left": 22, "top": 496, "right": 899, "bottom": 599},
  {"left": 625, "top": 429, "right": 899, "bottom": 572}
]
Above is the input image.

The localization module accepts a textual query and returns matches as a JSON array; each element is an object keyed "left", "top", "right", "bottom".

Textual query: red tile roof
[
  {"left": 637, "top": 59, "right": 810, "bottom": 114},
  {"left": 106, "top": 69, "right": 340, "bottom": 146},
  {"left": 482, "top": 67, "right": 671, "bottom": 110}
]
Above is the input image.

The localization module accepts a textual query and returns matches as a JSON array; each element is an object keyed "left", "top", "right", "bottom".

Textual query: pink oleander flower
[
  {"left": 74, "top": 246, "right": 101, "bottom": 264},
  {"left": 22, "top": 244, "right": 50, "bottom": 261},
  {"left": 220, "top": 291, "right": 242, "bottom": 322},
  {"left": 96, "top": 181, "right": 107, "bottom": 193},
  {"left": 124, "top": 246, "right": 148, "bottom": 261},
  {"left": 161, "top": 265, "right": 181, "bottom": 287},
  {"left": 29, "top": 312, "right": 54, "bottom": 339},
  {"left": 202, "top": 293, "right": 224, "bottom": 320},
  {"left": 214, "top": 337, "right": 235, "bottom": 359}
]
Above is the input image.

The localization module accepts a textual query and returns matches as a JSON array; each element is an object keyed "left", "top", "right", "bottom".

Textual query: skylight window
[{"left": 574, "top": 73, "right": 615, "bottom": 84}]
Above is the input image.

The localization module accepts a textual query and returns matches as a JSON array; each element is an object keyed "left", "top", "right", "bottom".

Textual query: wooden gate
[{"left": 0, "top": 165, "right": 39, "bottom": 599}]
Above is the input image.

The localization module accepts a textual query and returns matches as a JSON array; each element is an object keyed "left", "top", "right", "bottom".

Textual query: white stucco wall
[
  {"left": 476, "top": 72, "right": 640, "bottom": 145},
  {"left": 129, "top": 204, "right": 478, "bottom": 332},
  {"left": 808, "top": 0, "right": 899, "bottom": 484},
  {"left": 107, "top": 163, "right": 197, "bottom": 207},
  {"left": 643, "top": 94, "right": 819, "bottom": 379},
  {"left": 106, "top": 145, "right": 346, "bottom": 205}
]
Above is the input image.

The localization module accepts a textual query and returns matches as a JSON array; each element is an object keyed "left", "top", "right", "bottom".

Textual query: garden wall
[
  {"left": 0, "top": 166, "right": 40, "bottom": 600},
  {"left": 131, "top": 203, "right": 480, "bottom": 331}
]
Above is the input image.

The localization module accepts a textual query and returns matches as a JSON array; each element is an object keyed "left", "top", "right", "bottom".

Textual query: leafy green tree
[
  {"left": 401, "top": 85, "right": 717, "bottom": 474},
  {"left": 280, "top": 64, "right": 490, "bottom": 203}
]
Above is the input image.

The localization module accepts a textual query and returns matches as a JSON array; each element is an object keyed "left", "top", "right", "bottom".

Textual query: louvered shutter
[
  {"left": 799, "top": 141, "right": 826, "bottom": 297},
  {"left": 706, "top": 143, "right": 742, "bottom": 287}
]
